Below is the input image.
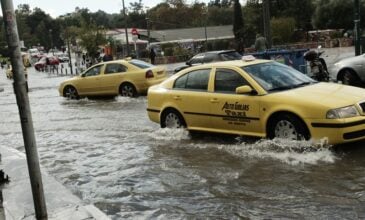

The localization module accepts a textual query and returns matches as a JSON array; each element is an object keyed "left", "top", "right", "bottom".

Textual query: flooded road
[{"left": 1, "top": 69, "right": 365, "bottom": 219}]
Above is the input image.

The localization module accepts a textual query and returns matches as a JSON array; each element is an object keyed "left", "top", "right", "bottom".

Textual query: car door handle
[
  {"left": 173, "top": 96, "right": 181, "bottom": 100},
  {"left": 210, "top": 98, "right": 219, "bottom": 103}
]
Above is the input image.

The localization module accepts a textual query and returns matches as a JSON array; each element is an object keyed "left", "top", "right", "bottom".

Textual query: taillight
[{"left": 145, "top": 70, "right": 154, "bottom": 78}]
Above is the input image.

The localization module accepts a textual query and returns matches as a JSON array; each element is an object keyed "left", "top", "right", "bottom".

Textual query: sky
[{"left": 7, "top": 0, "right": 211, "bottom": 18}]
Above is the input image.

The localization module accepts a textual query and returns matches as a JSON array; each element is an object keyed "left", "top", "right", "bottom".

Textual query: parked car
[
  {"left": 57, "top": 54, "right": 70, "bottom": 63},
  {"left": 332, "top": 54, "right": 365, "bottom": 87},
  {"left": 28, "top": 48, "right": 40, "bottom": 58},
  {"left": 34, "top": 56, "right": 60, "bottom": 71},
  {"left": 59, "top": 59, "right": 168, "bottom": 99},
  {"left": 147, "top": 57, "right": 365, "bottom": 145},
  {"left": 174, "top": 50, "right": 242, "bottom": 73}
]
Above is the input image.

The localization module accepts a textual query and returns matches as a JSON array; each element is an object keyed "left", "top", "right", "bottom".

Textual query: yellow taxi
[
  {"left": 6, "top": 65, "right": 28, "bottom": 80},
  {"left": 147, "top": 57, "right": 365, "bottom": 145},
  {"left": 59, "top": 59, "right": 167, "bottom": 99}
]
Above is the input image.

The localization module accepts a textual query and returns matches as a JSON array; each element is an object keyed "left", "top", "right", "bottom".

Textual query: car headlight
[{"left": 326, "top": 105, "right": 359, "bottom": 119}]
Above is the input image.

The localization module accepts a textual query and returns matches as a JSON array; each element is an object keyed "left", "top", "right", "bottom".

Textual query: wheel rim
[
  {"left": 121, "top": 85, "right": 134, "bottom": 97},
  {"left": 165, "top": 112, "right": 182, "bottom": 128},
  {"left": 65, "top": 87, "right": 77, "bottom": 99},
  {"left": 274, "top": 119, "right": 298, "bottom": 139}
]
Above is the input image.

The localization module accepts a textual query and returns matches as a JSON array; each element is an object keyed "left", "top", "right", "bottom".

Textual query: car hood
[{"left": 269, "top": 82, "right": 365, "bottom": 108}]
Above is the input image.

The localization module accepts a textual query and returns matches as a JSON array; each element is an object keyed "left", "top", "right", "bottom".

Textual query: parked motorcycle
[{"left": 303, "top": 46, "right": 329, "bottom": 82}]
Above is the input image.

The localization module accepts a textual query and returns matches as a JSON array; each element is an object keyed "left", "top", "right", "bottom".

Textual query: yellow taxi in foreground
[
  {"left": 147, "top": 58, "right": 365, "bottom": 145},
  {"left": 59, "top": 59, "right": 167, "bottom": 99}
]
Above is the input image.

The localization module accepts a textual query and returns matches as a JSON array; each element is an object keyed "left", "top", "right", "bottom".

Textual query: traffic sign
[{"left": 131, "top": 28, "right": 138, "bottom": 35}]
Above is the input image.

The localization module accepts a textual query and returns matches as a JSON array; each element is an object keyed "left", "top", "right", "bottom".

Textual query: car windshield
[
  {"left": 242, "top": 62, "right": 316, "bottom": 92},
  {"left": 129, "top": 59, "right": 154, "bottom": 69},
  {"left": 220, "top": 51, "right": 242, "bottom": 60}
]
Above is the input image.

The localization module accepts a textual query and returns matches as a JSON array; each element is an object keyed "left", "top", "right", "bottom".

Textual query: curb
[{"left": 0, "top": 146, "right": 110, "bottom": 220}]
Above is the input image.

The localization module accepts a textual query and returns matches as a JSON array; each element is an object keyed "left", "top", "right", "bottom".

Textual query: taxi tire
[
  {"left": 120, "top": 83, "right": 137, "bottom": 98},
  {"left": 268, "top": 114, "right": 309, "bottom": 141},
  {"left": 161, "top": 109, "right": 186, "bottom": 128},
  {"left": 63, "top": 85, "right": 79, "bottom": 100}
]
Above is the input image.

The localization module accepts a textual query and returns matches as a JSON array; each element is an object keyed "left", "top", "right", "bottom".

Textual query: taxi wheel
[
  {"left": 120, "top": 83, "right": 137, "bottom": 97},
  {"left": 63, "top": 86, "right": 79, "bottom": 100},
  {"left": 268, "top": 114, "right": 309, "bottom": 141},
  {"left": 161, "top": 109, "right": 186, "bottom": 128}
]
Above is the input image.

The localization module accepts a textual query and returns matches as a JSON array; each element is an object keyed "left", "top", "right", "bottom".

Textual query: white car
[
  {"left": 332, "top": 54, "right": 365, "bottom": 87},
  {"left": 57, "top": 54, "right": 70, "bottom": 63}
]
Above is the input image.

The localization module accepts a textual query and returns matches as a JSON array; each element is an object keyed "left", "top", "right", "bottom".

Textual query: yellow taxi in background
[
  {"left": 59, "top": 59, "right": 167, "bottom": 99},
  {"left": 147, "top": 58, "right": 365, "bottom": 145},
  {"left": 6, "top": 65, "right": 28, "bottom": 79}
]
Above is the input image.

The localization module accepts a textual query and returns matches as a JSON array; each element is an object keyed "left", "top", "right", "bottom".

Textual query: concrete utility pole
[
  {"left": 66, "top": 29, "right": 73, "bottom": 75},
  {"left": 146, "top": 17, "right": 150, "bottom": 45},
  {"left": 263, "top": 0, "right": 272, "bottom": 48},
  {"left": 0, "top": 0, "right": 48, "bottom": 219},
  {"left": 122, "top": 0, "right": 130, "bottom": 56},
  {"left": 354, "top": 0, "right": 361, "bottom": 55},
  {"left": 204, "top": 9, "right": 208, "bottom": 51}
]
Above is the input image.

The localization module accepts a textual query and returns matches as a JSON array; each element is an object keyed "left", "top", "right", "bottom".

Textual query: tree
[
  {"left": 270, "top": 0, "right": 314, "bottom": 31},
  {"left": 233, "top": 0, "right": 245, "bottom": 53},
  {"left": 207, "top": 5, "right": 233, "bottom": 26},
  {"left": 312, "top": 0, "right": 361, "bottom": 30},
  {"left": 244, "top": 0, "right": 263, "bottom": 46},
  {"left": 77, "top": 18, "right": 107, "bottom": 60},
  {"left": 271, "top": 17, "right": 296, "bottom": 45},
  {"left": 130, "top": 0, "right": 144, "bottom": 13}
]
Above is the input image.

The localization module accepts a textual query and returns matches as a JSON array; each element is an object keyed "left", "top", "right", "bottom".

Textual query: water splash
[
  {"left": 149, "top": 128, "right": 191, "bottom": 141},
  {"left": 152, "top": 130, "right": 337, "bottom": 165},
  {"left": 227, "top": 138, "right": 337, "bottom": 165}
]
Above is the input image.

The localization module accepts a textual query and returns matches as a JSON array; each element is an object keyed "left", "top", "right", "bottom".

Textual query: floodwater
[{"left": 1, "top": 69, "right": 365, "bottom": 219}]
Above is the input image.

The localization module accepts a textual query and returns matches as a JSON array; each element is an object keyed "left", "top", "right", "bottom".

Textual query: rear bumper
[{"left": 137, "top": 77, "right": 167, "bottom": 94}]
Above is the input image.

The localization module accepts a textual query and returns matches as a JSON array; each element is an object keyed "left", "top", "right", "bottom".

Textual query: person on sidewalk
[
  {"left": 150, "top": 48, "right": 156, "bottom": 65},
  {"left": 255, "top": 34, "right": 268, "bottom": 52}
]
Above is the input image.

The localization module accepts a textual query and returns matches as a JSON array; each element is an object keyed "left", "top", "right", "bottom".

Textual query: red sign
[{"left": 131, "top": 28, "right": 138, "bottom": 35}]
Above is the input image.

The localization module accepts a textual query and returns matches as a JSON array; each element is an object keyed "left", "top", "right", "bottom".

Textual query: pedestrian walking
[
  {"left": 150, "top": 48, "right": 156, "bottom": 65},
  {"left": 254, "top": 34, "right": 268, "bottom": 52}
]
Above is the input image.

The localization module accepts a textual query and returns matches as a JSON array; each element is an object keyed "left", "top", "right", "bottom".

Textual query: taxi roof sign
[{"left": 241, "top": 55, "right": 256, "bottom": 61}]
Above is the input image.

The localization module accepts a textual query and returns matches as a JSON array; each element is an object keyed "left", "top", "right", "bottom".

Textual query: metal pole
[
  {"left": 263, "top": 0, "right": 272, "bottom": 48},
  {"left": 354, "top": 0, "right": 361, "bottom": 55},
  {"left": 49, "top": 29, "right": 53, "bottom": 55},
  {"left": 0, "top": 0, "right": 48, "bottom": 219},
  {"left": 146, "top": 17, "right": 150, "bottom": 45},
  {"left": 67, "top": 30, "right": 73, "bottom": 74},
  {"left": 122, "top": 0, "right": 130, "bottom": 56},
  {"left": 204, "top": 11, "right": 208, "bottom": 51}
]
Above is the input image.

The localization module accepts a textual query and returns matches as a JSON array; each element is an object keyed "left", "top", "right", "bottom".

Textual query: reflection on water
[{"left": 1, "top": 72, "right": 365, "bottom": 219}]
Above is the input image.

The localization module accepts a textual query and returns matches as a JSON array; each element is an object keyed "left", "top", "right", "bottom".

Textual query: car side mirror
[{"left": 236, "top": 85, "right": 257, "bottom": 95}]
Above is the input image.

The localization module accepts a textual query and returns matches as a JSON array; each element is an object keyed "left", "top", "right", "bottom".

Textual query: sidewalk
[{"left": 0, "top": 146, "right": 110, "bottom": 220}]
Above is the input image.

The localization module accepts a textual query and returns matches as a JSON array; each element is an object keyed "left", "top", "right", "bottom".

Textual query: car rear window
[
  {"left": 129, "top": 59, "right": 154, "bottom": 69},
  {"left": 219, "top": 51, "right": 242, "bottom": 61}
]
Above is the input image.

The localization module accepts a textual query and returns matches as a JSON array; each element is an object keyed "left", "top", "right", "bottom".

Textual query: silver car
[{"left": 332, "top": 54, "right": 365, "bottom": 87}]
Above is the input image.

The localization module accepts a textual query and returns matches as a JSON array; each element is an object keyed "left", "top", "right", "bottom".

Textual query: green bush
[
  {"left": 164, "top": 47, "right": 174, "bottom": 56},
  {"left": 271, "top": 17, "right": 296, "bottom": 45}
]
